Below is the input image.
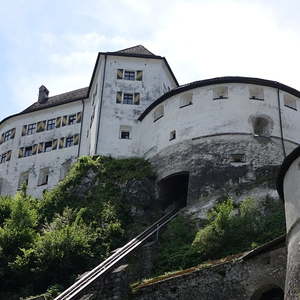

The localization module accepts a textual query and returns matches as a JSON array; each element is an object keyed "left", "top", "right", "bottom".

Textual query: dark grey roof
[
  {"left": 0, "top": 87, "right": 88, "bottom": 126},
  {"left": 116, "top": 45, "right": 156, "bottom": 56},
  {"left": 22, "top": 87, "right": 88, "bottom": 114},
  {"left": 138, "top": 76, "right": 300, "bottom": 121},
  {"left": 104, "top": 45, "right": 160, "bottom": 59}
]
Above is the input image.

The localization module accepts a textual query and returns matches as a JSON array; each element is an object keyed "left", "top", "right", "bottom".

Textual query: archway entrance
[
  {"left": 158, "top": 172, "right": 189, "bottom": 209},
  {"left": 251, "top": 285, "right": 284, "bottom": 300}
]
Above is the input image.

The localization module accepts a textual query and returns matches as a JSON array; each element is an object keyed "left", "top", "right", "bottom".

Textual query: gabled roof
[
  {"left": 114, "top": 45, "right": 156, "bottom": 56},
  {"left": 88, "top": 45, "right": 179, "bottom": 89},
  {"left": 0, "top": 87, "right": 88, "bottom": 126}
]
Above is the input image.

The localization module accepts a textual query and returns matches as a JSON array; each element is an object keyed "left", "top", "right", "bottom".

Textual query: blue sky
[{"left": 1, "top": 0, "right": 300, "bottom": 121}]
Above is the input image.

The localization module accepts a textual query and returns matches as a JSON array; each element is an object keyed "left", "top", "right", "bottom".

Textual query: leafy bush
[{"left": 0, "top": 156, "right": 156, "bottom": 299}]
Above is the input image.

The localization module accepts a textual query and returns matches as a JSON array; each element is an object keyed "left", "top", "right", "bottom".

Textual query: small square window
[
  {"left": 124, "top": 71, "right": 135, "bottom": 80},
  {"left": 68, "top": 114, "right": 77, "bottom": 125},
  {"left": 213, "top": 86, "right": 228, "bottom": 100},
  {"left": 123, "top": 93, "right": 133, "bottom": 105},
  {"left": 27, "top": 123, "right": 36, "bottom": 135},
  {"left": 44, "top": 141, "right": 52, "bottom": 152},
  {"left": 119, "top": 126, "right": 131, "bottom": 139},
  {"left": 65, "top": 136, "right": 74, "bottom": 147},
  {"left": 180, "top": 93, "right": 193, "bottom": 108},
  {"left": 284, "top": 94, "right": 297, "bottom": 110},
  {"left": 24, "top": 146, "right": 33, "bottom": 157},
  {"left": 249, "top": 86, "right": 264, "bottom": 101},
  {"left": 47, "top": 119, "right": 56, "bottom": 130},
  {"left": 121, "top": 131, "right": 130, "bottom": 139},
  {"left": 169, "top": 130, "right": 176, "bottom": 141},
  {"left": 38, "top": 168, "right": 49, "bottom": 186}
]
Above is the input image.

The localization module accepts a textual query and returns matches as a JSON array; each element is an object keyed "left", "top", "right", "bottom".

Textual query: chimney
[{"left": 38, "top": 85, "right": 49, "bottom": 104}]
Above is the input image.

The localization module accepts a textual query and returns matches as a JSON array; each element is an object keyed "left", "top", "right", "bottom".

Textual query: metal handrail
[{"left": 55, "top": 208, "right": 180, "bottom": 300}]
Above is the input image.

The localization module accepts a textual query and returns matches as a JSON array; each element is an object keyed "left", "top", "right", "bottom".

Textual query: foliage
[
  {"left": 0, "top": 156, "right": 156, "bottom": 299},
  {"left": 153, "top": 197, "right": 285, "bottom": 278}
]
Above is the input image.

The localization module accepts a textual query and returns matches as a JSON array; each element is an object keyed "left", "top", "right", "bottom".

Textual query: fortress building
[{"left": 1, "top": 45, "right": 300, "bottom": 210}]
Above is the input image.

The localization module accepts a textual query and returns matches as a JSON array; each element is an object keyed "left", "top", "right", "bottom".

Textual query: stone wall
[
  {"left": 132, "top": 246, "right": 286, "bottom": 300},
  {"left": 149, "top": 135, "right": 296, "bottom": 219}
]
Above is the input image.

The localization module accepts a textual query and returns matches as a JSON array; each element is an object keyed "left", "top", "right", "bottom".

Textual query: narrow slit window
[
  {"left": 154, "top": 105, "right": 164, "bottom": 122},
  {"left": 169, "top": 130, "right": 176, "bottom": 141}
]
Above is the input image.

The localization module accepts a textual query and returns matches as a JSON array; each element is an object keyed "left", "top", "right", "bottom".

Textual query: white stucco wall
[
  {"left": 138, "top": 83, "right": 300, "bottom": 158},
  {"left": 0, "top": 101, "right": 83, "bottom": 197},
  {"left": 94, "top": 55, "right": 177, "bottom": 157}
]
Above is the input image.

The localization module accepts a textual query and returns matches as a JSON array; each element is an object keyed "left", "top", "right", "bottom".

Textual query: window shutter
[
  {"left": 59, "top": 137, "right": 65, "bottom": 149},
  {"left": 76, "top": 112, "right": 82, "bottom": 123},
  {"left": 22, "top": 125, "right": 27, "bottom": 136},
  {"left": 37, "top": 121, "right": 46, "bottom": 132},
  {"left": 62, "top": 116, "right": 68, "bottom": 127},
  {"left": 6, "top": 151, "right": 12, "bottom": 161},
  {"left": 116, "top": 92, "right": 123, "bottom": 104},
  {"left": 0, "top": 134, "right": 4, "bottom": 144},
  {"left": 32, "top": 144, "right": 38, "bottom": 155},
  {"left": 56, "top": 117, "right": 62, "bottom": 128},
  {"left": 74, "top": 134, "right": 80, "bottom": 145},
  {"left": 10, "top": 128, "right": 16, "bottom": 139},
  {"left": 38, "top": 143, "right": 44, "bottom": 153},
  {"left": 18, "top": 148, "right": 24, "bottom": 158},
  {"left": 117, "top": 69, "right": 123, "bottom": 79},
  {"left": 136, "top": 70, "right": 143, "bottom": 81},
  {"left": 134, "top": 93, "right": 140, "bottom": 105},
  {"left": 52, "top": 139, "right": 58, "bottom": 150}
]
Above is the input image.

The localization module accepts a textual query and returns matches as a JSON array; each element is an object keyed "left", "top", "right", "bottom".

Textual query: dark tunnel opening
[
  {"left": 259, "top": 288, "right": 284, "bottom": 300},
  {"left": 158, "top": 172, "right": 189, "bottom": 209}
]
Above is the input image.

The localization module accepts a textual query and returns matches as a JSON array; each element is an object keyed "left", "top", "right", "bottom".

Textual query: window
[
  {"left": 249, "top": 86, "right": 264, "bottom": 101},
  {"left": 284, "top": 94, "right": 297, "bottom": 110},
  {"left": 116, "top": 92, "right": 140, "bottom": 105},
  {"left": 68, "top": 114, "right": 77, "bottom": 125},
  {"left": 123, "top": 93, "right": 133, "bottom": 104},
  {"left": 169, "top": 130, "right": 176, "bottom": 141},
  {"left": 44, "top": 141, "right": 52, "bottom": 152},
  {"left": 117, "top": 69, "right": 143, "bottom": 81},
  {"left": 213, "top": 86, "right": 228, "bottom": 100},
  {"left": 47, "top": 119, "right": 56, "bottom": 130},
  {"left": 18, "top": 171, "right": 29, "bottom": 189},
  {"left": 230, "top": 153, "right": 245, "bottom": 163},
  {"left": 24, "top": 146, "right": 33, "bottom": 157},
  {"left": 4, "top": 130, "right": 11, "bottom": 141},
  {"left": 60, "top": 160, "right": 72, "bottom": 180},
  {"left": 0, "top": 153, "right": 7, "bottom": 163},
  {"left": 65, "top": 136, "right": 74, "bottom": 147},
  {"left": 38, "top": 168, "right": 49, "bottom": 186},
  {"left": 27, "top": 123, "right": 36, "bottom": 135},
  {"left": 154, "top": 105, "right": 164, "bottom": 121},
  {"left": 124, "top": 70, "right": 135, "bottom": 80},
  {"left": 119, "top": 126, "right": 131, "bottom": 139},
  {"left": 180, "top": 93, "right": 193, "bottom": 108}
]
